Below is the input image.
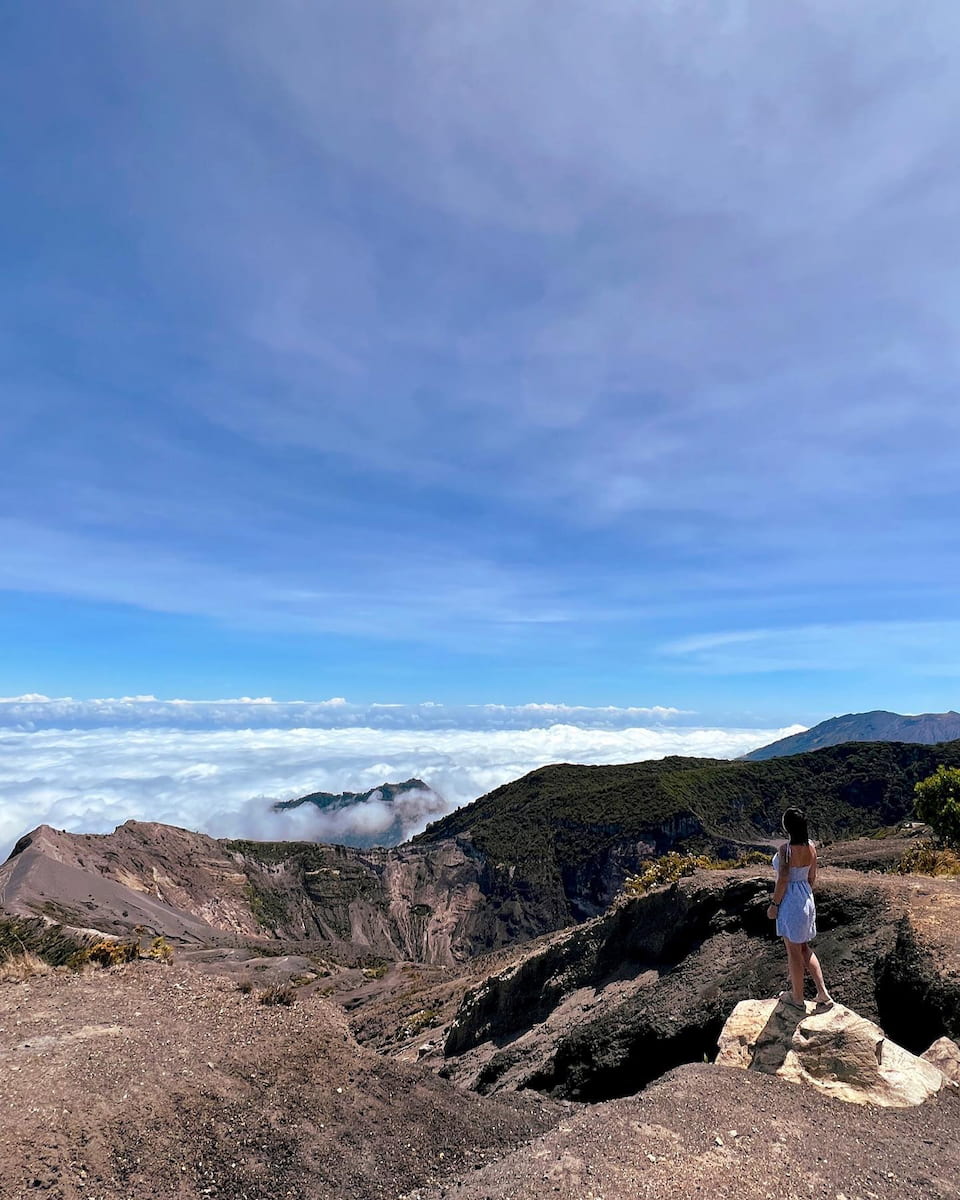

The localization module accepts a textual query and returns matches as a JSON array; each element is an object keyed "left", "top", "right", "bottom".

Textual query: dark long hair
[{"left": 782, "top": 807, "right": 809, "bottom": 845}]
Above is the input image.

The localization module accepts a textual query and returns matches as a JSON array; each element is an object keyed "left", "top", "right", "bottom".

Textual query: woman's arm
[
  {"left": 767, "top": 843, "right": 789, "bottom": 919},
  {"left": 808, "top": 842, "right": 818, "bottom": 888}
]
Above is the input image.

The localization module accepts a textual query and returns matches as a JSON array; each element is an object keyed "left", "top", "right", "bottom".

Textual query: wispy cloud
[
  {"left": 663, "top": 620, "right": 960, "bottom": 675},
  {"left": 1, "top": 3, "right": 959, "bottom": 703}
]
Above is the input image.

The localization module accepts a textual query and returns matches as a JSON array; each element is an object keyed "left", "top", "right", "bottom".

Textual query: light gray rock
[
  {"left": 717, "top": 997, "right": 947, "bottom": 1107},
  {"left": 921, "top": 1035, "right": 960, "bottom": 1083}
]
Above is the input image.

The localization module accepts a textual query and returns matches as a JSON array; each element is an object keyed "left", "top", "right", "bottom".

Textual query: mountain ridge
[
  {"left": 743, "top": 709, "right": 960, "bottom": 760},
  {"left": 413, "top": 738, "right": 960, "bottom": 901},
  {"left": 272, "top": 777, "right": 445, "bottom": 848}
]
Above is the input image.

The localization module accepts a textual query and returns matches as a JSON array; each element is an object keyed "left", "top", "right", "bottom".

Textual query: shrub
[
  {"left": 144, "top": 936, "right": 174, "bottom": 964},
  {"left": 895, "top": 841, "right": 960, "bottom": 878},
  {"left": 259, "top": 983, "right": 297, "bottom": 1007},
  {"left": 914, "top": 766, "right": 960, "bottom": 846},
  {"left": 0, "top": 915, "right": 88, "bottom": 968},
  {"left": 69, "top": 939, "right": 141, "bottom": 970},
  {"left": 237, "top": 979, "right": 254, "bottom": 994},
  {"left": 622, "top": 849, "right": 770, "bottom": 896},
  {"left": 404, "top": 1008, "right": 439, "bottom": 1036}
]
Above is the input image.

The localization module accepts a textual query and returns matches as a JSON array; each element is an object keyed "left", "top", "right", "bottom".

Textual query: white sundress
[{"left": 771, "top": 841, "right": 817, "bottom": 944}]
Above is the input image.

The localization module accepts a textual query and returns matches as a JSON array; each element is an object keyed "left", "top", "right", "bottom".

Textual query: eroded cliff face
[
  {"left": 224, "top": 837, "right": 496, "bottom": 962},
  {"left": 0, "top": 822, "right": 549, "bottom": 964}
]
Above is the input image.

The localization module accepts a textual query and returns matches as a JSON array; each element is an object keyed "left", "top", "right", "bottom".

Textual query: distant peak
[{"left": 743, "top": 709, "right": 960, "bottom": 760}]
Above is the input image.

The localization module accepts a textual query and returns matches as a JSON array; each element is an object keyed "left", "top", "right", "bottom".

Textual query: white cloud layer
[
  {"left": 0, "top": 719, "right": 802, "bottom": 862},
  {"left": 0, "top": 695, "right": 688, "bottom": 731}
]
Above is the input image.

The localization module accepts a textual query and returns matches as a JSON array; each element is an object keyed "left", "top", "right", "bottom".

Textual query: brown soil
[
  {"left": 0, "top": 961, "right": 560, "bottom": 1200},
  {"left": 401, "top": 1062, "right": 960, "bottom": 1200}
]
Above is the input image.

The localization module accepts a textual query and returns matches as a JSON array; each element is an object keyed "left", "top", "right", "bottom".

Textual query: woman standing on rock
[{"left": 768, "top": 807, "right": 833, "bottom": 1009}]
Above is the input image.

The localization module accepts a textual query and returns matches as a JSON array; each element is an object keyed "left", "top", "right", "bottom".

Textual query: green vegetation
[
  {"left": 414, "top": 739, "right": 960, "bottom": 891},
  {"left": 895, "top": 842, "right": 960, "bottom": 878},
  {"left": 914, "top": 766, "right": 960, "bottom": 846},
  {"left": 225, "top": 838, "right": 330, "bottom": 869},
  {"left": 69, "top": 939, "right": 141, "bottom": 969},
  {"left": 622, "top": 850, "right": 771, "bottom": 896},
  {"left": 243, "top": 880, "right": 291, "bottom": 932},
  {"left": 0, "top": 915, "right": 88, "bottom": 968},
  {"left": 1, "top": 918, "right": 175, "bottom": 976},
  {"left": 144, "top": 936, "right": 174, "bottom": 964},
  {"left": 403, "top": 1008, "right": 440, "bottom": 1036}
]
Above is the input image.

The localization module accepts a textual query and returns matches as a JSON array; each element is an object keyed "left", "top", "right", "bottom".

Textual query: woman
[{"left": 767, "top": 807, "right": 833, "bottom": 1008}]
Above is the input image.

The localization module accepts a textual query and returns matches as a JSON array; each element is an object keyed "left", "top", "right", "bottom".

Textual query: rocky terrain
[
  {"left": 744, "top": 709, "right": 960, "bottom": 759},
  {"left": 403, "top": 1063, "right": 960, "bottom": 1200},
  {"left": 3, "top": 743, "right": 960, "bottom": 1199},
  {"left": 0, "top": 821, "right": 503, "bottom": 963},
  {"left": 1, "top": 960, "right": 957, "bottom": 1200},
  {"left": 352, "top": 863, "right": 960, "bottom": 1103}
]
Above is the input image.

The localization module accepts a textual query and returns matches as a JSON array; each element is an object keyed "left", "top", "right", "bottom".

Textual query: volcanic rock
[
  {"left": 0, "top": 961, "right": 558, "bottom": 1200},
  {"left": 0, "top": 822, "right": 515, "bottom": 963},
  {"left": 922, "top": 1035, "right": 960, "bottom": 1082},
  {"left": 716, "top": 997, "right": 947, "bottom": 1106},
  {"left": 429, "top": 867, "right": 960, "bottom": 1102},
  {"left": 401, "top": 1062, "right": 960, "bottom": 1200}
]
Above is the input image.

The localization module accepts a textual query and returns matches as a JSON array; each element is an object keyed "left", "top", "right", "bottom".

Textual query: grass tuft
[
  {"left": 0, "top": 951, "right": 51, "bottom": 983},
  {"left": 259, "top": 982, "right": 297, "bottom": 1007}
]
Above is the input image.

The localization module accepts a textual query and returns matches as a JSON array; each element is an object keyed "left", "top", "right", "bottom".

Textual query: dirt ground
[
  {"left": 0, "top": 961, "right": 560, "bottom": 1200},
  {"left": 402, "top": 1062, "right": 960, "bottom": 1200}
]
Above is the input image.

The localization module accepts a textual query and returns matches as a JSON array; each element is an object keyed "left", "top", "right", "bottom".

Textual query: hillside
[
  {"left": 0, "top": 961, "right": 558, "bottom": 1200},
  {"left": 744, "top": 709, "right": 960, "bottom": 760},
  {"left": 413, "top": 739, "right": 960, "bottom": 910},
  {"left": 0, "top": 821, "right": 504, "bottom": 963}
]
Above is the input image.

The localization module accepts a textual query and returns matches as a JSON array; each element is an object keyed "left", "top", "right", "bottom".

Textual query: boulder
[
  {"left": 922, "top": 1035, "right": 960, "bottom": 1083},
  {"left": 716, "top": 997, "right": 947, "bottom": 1107}
]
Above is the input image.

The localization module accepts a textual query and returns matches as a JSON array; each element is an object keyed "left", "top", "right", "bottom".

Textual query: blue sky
[{"left": 3, "top": 1, "right": 960, "bottom": 725}]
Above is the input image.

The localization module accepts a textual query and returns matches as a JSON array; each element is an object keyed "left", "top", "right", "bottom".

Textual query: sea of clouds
[{"left": 0, "top": 697, "right": 804, "bottom": 861}]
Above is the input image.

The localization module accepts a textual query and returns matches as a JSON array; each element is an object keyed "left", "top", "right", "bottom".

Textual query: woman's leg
[
  {"left": 783, "top": 939, "right": 805, "bottom": 1005},
  {"left": 800, "top": 943, "right": 833, "bottom": 1004}
]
